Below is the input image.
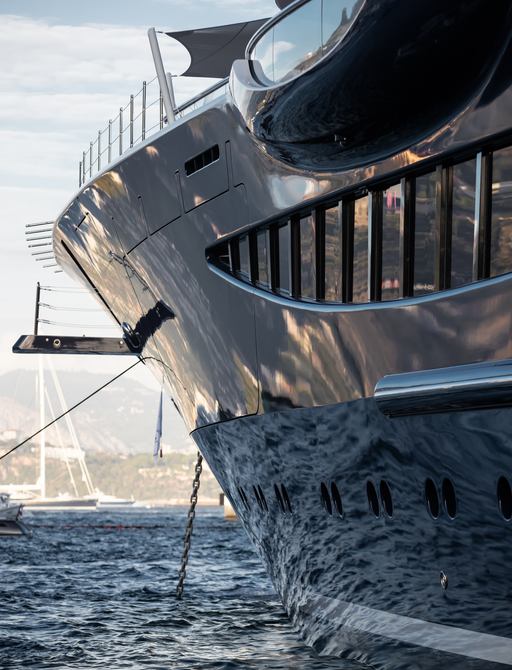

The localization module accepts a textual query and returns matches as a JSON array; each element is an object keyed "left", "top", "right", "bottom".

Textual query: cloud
[
  {"left": 154, "top": 0, "right": 276, "bottom": 18},
  {"left": 0, "top": 16, "right": 190, "bottom": 93}
]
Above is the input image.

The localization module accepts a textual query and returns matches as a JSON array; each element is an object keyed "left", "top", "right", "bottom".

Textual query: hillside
[
  {"left": 0, "top": 369, "right": 193, "bottom": 454},
  {"left": 0, "top": 445, "right": 220, "bottom": 503},
  {"left": 0, "top": 369, "right": 222, "bottom": 502}
]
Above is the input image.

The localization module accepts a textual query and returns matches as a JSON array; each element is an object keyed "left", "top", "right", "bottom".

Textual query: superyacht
[{"left": 15, "top": 1, "right": 512, "bottom": 667}]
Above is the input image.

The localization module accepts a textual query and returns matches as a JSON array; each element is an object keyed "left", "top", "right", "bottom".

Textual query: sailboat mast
[
  {"left": 47, "top": 359, "right": 95, "bottom": 496},
  {"left": 38, "top": 355, "right": 46, "bottom": 499}
]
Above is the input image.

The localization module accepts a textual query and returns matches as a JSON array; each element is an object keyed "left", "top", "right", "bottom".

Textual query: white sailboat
[{"left": 6, "top": 357, "right": 97, "bottom": 511}]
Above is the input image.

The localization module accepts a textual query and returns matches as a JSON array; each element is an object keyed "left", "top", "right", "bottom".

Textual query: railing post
[
  {"left": 89, "top": 142, "right": 93, "bottom": 178},
  {"left": 108, "top": 120, "right": 112, "bottom": 163},
  {"left": 34, "top": 282, "right": 41, "bottom": 336},
  {"left": 166, "top": 73, "right": 176, "bottom": 120},
  {"left": 119, "top": 108, "right": 123, "bottom": 156},
  {"left": 79, "top": 160, "right": 82, "bottom": 187},
  {"left": 82, "top": 152, "right": 86, "bottom": 184},
  {"left": 159, "top": 90, "right": 164, "bottom": 129},
  {"left": 142, "top": 81, "right": 147, "bottom": 140},
  {"left": 130, "top": 94, "right": 134, "bottom": 148},
  {"left": 97, "top": 130, "right": 101, "bottom": 171}
]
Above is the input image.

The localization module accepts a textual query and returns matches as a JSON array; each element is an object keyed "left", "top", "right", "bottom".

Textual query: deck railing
[{"left": 78, "top": 77, "right": 228, "bottom": 187}]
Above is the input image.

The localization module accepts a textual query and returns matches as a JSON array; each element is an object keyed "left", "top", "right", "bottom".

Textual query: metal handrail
[
  {"left": 175, "top": 78, "right": 228, "bottom": 114},
  {"left": 78, "top": 75, "right": 229, "bottom": 187}
]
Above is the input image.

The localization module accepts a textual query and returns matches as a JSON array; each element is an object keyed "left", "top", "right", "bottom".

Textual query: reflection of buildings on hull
[{"left": 50, "top": 0, "right": 512, "bottom": 667}]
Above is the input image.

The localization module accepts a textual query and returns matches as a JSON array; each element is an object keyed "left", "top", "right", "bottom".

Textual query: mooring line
[{"left": 0, "top": 359, "right": 142, "bottom": 462}]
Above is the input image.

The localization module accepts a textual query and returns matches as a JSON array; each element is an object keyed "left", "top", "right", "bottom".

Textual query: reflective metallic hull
[
  {"left": 194, "top": 400, "right": 512, "bottom": 668},
  {"left": 52, "top": 3, "right": 512, "bottom": 664}
]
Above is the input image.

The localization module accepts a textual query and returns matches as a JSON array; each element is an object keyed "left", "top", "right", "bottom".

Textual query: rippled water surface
[{"left": 0, "top": 507, "right": 357, "bottom": 669}]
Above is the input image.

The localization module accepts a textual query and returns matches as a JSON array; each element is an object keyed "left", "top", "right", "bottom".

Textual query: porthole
[
  {"left": 258, "top": 485, "right": 268, "bottom": 512},
  {"left": 425, "top": 478, "right": 440, "bottom": 519},
  {"left": 497, "top": 476, "right": 512, "bottom": 520},
  {"left": 253, "top": 485, "right": 262, "bottom": 510},
  {"left": 380, "top": 480, "right": 393, "bottom": 518},
  {"left": 274, "top": 484, "right": 285, "bottom": 512},
  {"left": 442, "top": 478, "right": 457, "bottom": 519},
  {"left": 330, "top": 482, "right": 343, "bottom": 518},
  {"left": 238, "top": 486, "right": 250, "bottom": 510},
  {"left": 320, "top": 482, "right": 332, "bottom": 515},
  {"left": 366, "top": 480, "right": 380, "bottom": 517},
  {"left": 281, "top": 484, "right": 292, "bottom": 513}
]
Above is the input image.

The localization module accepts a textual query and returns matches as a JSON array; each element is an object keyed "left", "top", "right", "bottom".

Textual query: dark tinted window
[
  {"left": 352, "top": 196, "right": 368, "bottom": 302},
  {"left": 414, "top": 172, "right": 438, "bottom": 295},
  {"left": 491, "top": 147, "right": 512, "bottom": 278},
  {"left": 300, "top": 215, "right": 316, "bottom": 299},
  {"left": 451, "top": 159, "right": 476, "bottom": 288},
  {"left": 278, "top": 223, "right": 290, "bottom": 294},
  {"left": 256, "top": 230, "right": 269, "bottom": 287},
  {"left": 239, "top": 235, "right": 250, "bottom": 279},
  {"left": 324, "top": 204, "right": 343, "bottom": 302},
  {"left": 382, "top": 185, "right": 401, "bottom": 300}
]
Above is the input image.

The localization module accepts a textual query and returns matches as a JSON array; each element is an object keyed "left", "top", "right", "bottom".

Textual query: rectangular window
[
  {"left": 256, "top": 230, "right": 269, "bottom": 287},
  {"left": 278, "top": 223, "right": 291, "bottom": 294},
  {"left": 451, "top": 159, "right": 477, "bottom": 287},
  {"left": 352, "top": 196, "right": 368, "bottom": 302},
  {"left": 414, "top": 172, "right": 438, "bottom": 295},
  {"left": 491, "top": 147, "right": 512, "bottom": 277},
  {"left": 381, "top": 185, "right": 401, "bottom": 300},
  {"left": 238, "top": 235, "right": 250, "bottom": 280},
  {"left": 324, "top": 204, "right": 343, "bottom": 301},
  {"left": 300, "top": 214, "right": 316, "bottom": 299}
]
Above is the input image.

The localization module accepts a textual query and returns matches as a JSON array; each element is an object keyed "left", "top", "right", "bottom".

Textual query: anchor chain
[{"left": 176, "top": 451, "right": 203, "bottom": 599}]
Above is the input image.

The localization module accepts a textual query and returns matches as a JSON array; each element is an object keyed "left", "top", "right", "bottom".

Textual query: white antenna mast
[{"left": 38, "top": 355, "right": 46, "bottom": 499}]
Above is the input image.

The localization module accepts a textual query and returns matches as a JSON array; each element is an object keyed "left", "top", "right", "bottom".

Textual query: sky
[{"left": 0, "top": 0, "right": 276, "bottom": 405}]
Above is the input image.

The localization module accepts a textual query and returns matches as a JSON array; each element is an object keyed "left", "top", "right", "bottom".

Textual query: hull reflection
[{"left": 194, "top": 400, "right": 512, "bottom": 668}]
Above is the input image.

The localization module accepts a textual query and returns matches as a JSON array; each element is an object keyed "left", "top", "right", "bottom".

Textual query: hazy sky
[{"left": 0, "top": 0, "right": 276, "bottom": 400}]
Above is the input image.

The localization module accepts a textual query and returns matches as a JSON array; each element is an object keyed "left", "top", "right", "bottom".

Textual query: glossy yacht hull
[{"left": 51, "top": 2, "right": 512, "bottom": 666}]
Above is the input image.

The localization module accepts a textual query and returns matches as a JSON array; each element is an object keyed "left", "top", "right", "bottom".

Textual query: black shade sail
[{"left": 166, "top": 19, "right": 269, "bottom": 78}]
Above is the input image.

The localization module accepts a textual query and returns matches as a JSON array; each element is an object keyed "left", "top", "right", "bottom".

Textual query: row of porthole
[
  {"left": 424, "top": 476, "right": 512, "bottom": 521},
  {"left": 321, "top": 480, "right": 393, "bottom": 519},
  {"left": 425, "top": 477, "right": 457, "bottom": 519},
  {"left": 237, "top": 484, "right": 292, "bottom": 514},
  {"left": 237, "top": 476, "right": 512, "bottom": 521}
]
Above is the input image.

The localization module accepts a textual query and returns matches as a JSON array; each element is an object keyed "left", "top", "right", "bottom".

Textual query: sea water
[{"left": 0, "top": 507, "right": 360, "bottom": 669}]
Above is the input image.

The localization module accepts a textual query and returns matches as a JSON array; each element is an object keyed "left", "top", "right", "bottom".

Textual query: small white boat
[
  {"left": 0, "top": 493, "right": 23, "bottom": 522},
  {"left": 96, "top": 494, "right": 136, "bottom": 510},
  {"left": 19, "top": 494, "right": 98, "bottom": 511},
  {"left": 0, "top": 493, "right": 28, "bottom": 536}
]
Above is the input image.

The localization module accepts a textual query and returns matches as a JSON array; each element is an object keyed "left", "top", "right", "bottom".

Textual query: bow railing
[{"left": 78, "top": 77, "right": 228, "bottom": 187}]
